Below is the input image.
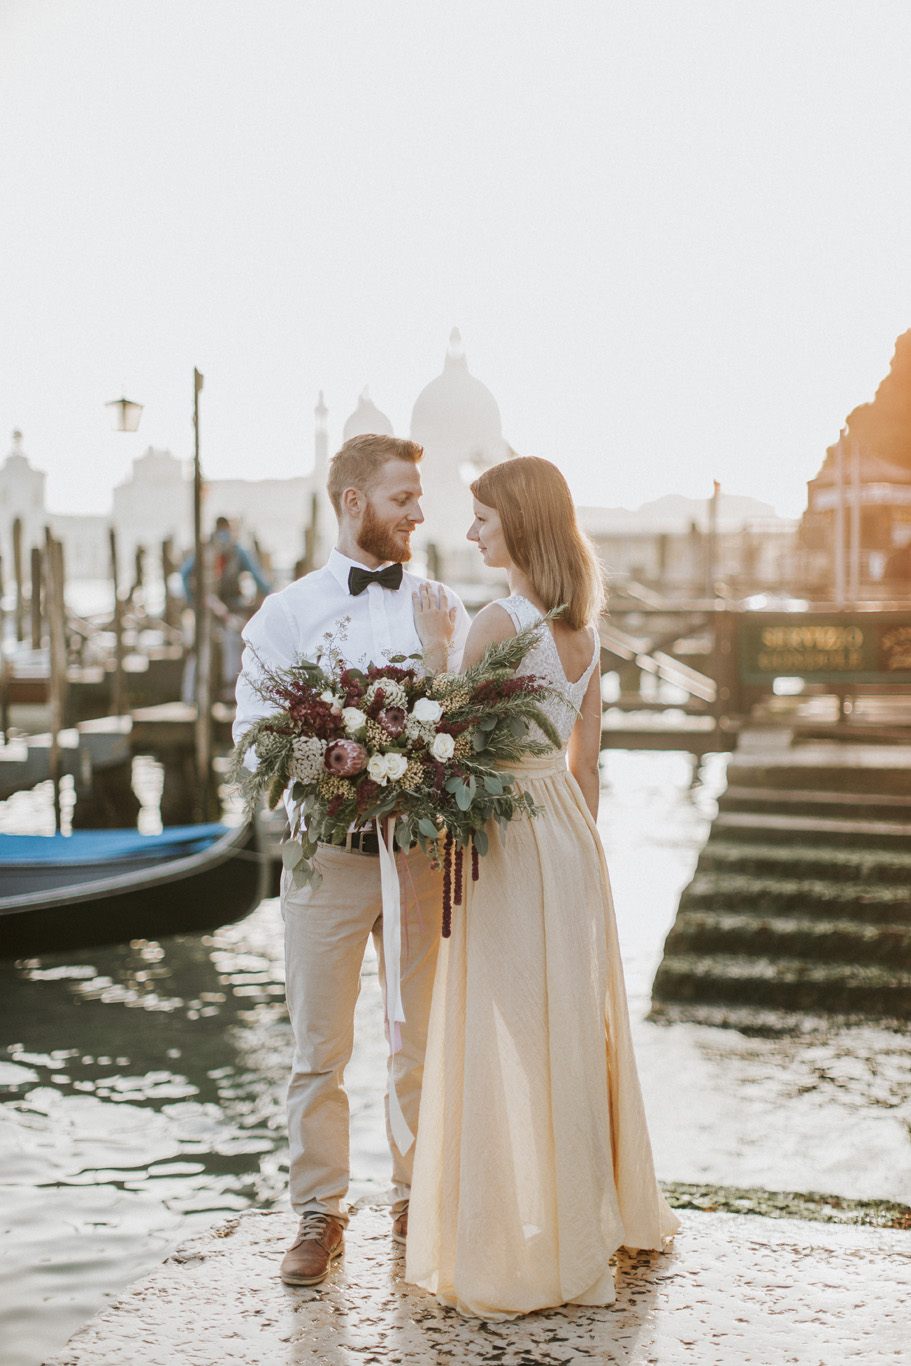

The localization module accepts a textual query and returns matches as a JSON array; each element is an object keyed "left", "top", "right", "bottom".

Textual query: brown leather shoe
[
  {"left": 391, "top": 1207, "right": 408, "bottom": 1245},
  {"left": 280, "top": 1213, "right": 344, "bottom": 1286}
]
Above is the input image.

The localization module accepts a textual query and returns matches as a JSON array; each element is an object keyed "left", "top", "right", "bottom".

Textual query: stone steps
[
  {"left": 681, "top": 871, "right": 911, "bottom": 922},
  {"left": 723, "top": 744, "right": 911, "bottom": 796},
  {"left": 651, "top": 732, "right": 911, "bottom": 1018},
  {"left": 719, "top": 784, "right": 911, "bottom": 823},
  {"left": 664, "top": 909, "right": 911, "bottom": 969},
  {"left": 652, "top": 952, "right": 911, "bottom": 1016},
  {"left": 709, "top": 810, "right": 911, "bottom": 849},
  {"left": 696, "top": 839, "right": 911, "bottom": 886}
]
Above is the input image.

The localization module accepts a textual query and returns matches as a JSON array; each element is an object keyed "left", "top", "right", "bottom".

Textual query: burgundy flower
[
  {"left": 378, "top": 706, "right": 407, "bottom": 737},
  {"left": 324, "top": 740, "right": 368, "bottom": 777}
]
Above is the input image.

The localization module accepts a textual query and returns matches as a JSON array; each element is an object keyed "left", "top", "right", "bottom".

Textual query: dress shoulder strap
[{"left": 493, "top": 594, "right": 542, "bottom": 633}]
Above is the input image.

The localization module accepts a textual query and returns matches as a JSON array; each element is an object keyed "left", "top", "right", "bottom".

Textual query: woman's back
[{"left": 495, "top": 594, "right": 599, "bottom": 747}]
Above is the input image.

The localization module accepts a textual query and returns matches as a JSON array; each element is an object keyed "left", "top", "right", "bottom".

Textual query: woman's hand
[{"left": 413, "top": 582, "right": 457, "bottom": 672}]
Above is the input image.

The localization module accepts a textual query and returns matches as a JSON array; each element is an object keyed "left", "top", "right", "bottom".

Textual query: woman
[{"left": 407, "top": 456, "right": 679, "bottom": 1319}]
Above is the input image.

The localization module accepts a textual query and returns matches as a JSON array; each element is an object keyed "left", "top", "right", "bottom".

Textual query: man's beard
[{"left": 358, "top": 501, "right": 412, "bottom": 564}]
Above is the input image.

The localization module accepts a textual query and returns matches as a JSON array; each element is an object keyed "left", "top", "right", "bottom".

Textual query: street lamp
[{"left": 105, "top": 395, "right": 144, "bottom": 432}]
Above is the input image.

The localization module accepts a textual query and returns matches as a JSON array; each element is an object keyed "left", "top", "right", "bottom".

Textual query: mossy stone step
[
  {"left": 663, "top": 910, "right": 911, "bottom": 968},
  {"left": 718, "top": 785, "right": 911, "bottom": 823},
  {"left": 652, "top": 953, "right": 911, "bottom": 1016},
  {"left": 725, "top": 745, "right": 911, "bottom": 796},
  {"left": 681, "top": 871, "right": 911, "bottom": 921},
  {"left": 696, "top": 840, "right": 911, "bottom": 886},
  {"left": 710, "top": 811, "right": 911, "bottom": 849}
]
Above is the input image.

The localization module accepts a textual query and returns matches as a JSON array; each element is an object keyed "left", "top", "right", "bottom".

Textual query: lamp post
[
  {"left": 192, "top": 368, "right": 214, "bottom": 821},
  {"left": 105, "top": 395, "right": 144, "bottom": 433},
  {"left": 107, "top": 374, "right": 214, "bottom": 819},
  {"left": 105, "top": 392, "right": 144, "bottom": 718}
]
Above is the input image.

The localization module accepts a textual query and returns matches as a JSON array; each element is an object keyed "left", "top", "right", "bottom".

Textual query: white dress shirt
[{"left": 233, "top": 548, "right": 471, "bottom": 747}]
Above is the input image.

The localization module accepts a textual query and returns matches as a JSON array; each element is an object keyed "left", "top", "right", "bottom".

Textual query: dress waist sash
[{"left": 498, "top": 751, "right": 568, "bottom": 780}]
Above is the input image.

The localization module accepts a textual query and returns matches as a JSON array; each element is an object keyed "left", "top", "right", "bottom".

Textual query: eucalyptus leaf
[
  {"left": 482, "top": 774, "right": 503, "bottom": 795},
  {"left": 455, "top": 782, "right": 472, "bottom": 812},
  {"left": 418, "top": 817, "right": 439, "bottom": 839},
  {"left": 473, "top": 827, "right": 489, "bottom": 857},
  {"left": 281, "top": 840, "right": 304, "bottom": 870}
]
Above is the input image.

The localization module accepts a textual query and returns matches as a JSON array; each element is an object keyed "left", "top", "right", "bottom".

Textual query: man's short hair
[{"left": 326, "top": 434, "right": 423, "bottom": 516}]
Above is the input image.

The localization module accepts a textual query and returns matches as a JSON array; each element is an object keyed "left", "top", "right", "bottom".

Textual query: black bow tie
[{"left": 348, "top": 563, "right": 405, "bottom": 596}]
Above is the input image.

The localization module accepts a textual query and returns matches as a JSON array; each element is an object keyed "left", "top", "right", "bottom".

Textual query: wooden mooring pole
[
  {"left": 30, "top": 546, "right": 42, "bottom": 650},
  {"left": 12, "top": 517, "right": 24, "bottom": 643},
  {"left": 44, "top": 528, "right": 68, "bottom": 832},
  {"left": 109, "top": 527, "right": 125, "bottom": 718}
]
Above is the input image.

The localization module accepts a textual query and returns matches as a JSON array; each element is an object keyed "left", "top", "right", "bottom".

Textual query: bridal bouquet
[{"left": 231, "top": 619, "right": 561, "bottom": 933}]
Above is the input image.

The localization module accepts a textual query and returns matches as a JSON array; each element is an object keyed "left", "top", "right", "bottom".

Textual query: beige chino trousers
[{"left": 281, "top": 841, "right": 443, "bottom": 1221}]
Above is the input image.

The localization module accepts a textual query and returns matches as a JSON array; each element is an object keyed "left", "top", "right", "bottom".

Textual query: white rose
[
  {"left": 342, "top": 707, "right": 367, "bottom": 734},
  {"left": 366, "top": 752, "right": 389, "bottom": 785},
  {"left": 320, "top": 690, "right": 342, "bottom": 715},
  {"left": 430, "top": 732, "right": 455, "bottom": 761},
  {"left": 384, "top": 752, "right": 408, "bottom": 781},
  {"left": 412, "top": 697, "right": 443, "bottom": 723}
]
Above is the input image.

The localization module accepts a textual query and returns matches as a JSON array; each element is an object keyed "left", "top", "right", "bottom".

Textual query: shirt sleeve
[
  {"left": 237, "top": 545, "right": 272, "bottom": 596},
  {"left": 232, "top": 591, "right": 298, "bottom": 750}
]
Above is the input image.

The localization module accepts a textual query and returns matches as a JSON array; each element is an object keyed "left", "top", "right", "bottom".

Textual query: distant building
[
  {"left": 580, "top": 498, "right": 798, "bottom": 597},
  {"left": 112, "top": 447, "right": 193, "bottom": 577},
  {"left": 801, "top": 443, "right": 911, "bottom": 593},
  {"left": 409, "top": 328, "right": 512, "bottom": 584},
  {"left": 0, "top": 431, "right": 46, "bottom": 575},
  {"left": 343, "top": 388, "right": 394, "bottom": 442},
  {"left": 799, "top": 331, "right": 911, "bottom": 595}
]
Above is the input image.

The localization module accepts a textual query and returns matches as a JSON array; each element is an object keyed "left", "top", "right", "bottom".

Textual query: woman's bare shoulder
[{"left": 470, "top": 601, "right": 517, "bottom": 641}]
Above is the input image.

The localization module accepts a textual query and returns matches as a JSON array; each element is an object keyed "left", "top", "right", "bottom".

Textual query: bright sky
[{"left": 2, "top": 1, "right": 911, "bottom": 520}]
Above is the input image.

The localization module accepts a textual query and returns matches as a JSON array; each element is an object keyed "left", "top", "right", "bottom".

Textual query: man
[
  {"left": 181, "top": 516, "right": 272, "bottom": 697},
  {"left": 233, "top": 434, "right": 469, "bottom": 1286}
]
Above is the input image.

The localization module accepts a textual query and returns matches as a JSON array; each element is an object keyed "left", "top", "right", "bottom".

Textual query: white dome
[
  {"left": 343, "top": 387, "right": 394, "bottom": 441},
  {"left": 410, "top": 329, "right": 507, "bottom": 465}
]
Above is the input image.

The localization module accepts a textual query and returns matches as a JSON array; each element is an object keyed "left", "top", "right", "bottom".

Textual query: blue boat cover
[{"left": 0, "top": 824, "right": 229, "bottom": 866}]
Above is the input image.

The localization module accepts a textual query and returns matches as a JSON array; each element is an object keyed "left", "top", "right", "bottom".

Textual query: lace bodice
[{"left": 496, "top": 595, "right": 600, "bottom": 748}]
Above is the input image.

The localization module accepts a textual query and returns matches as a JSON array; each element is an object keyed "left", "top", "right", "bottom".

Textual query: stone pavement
[{"left": 46, "top": 1203, "right": 911, "bottom": 1366}]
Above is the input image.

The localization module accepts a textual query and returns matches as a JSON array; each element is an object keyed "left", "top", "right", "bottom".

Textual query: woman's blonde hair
[{"left": 471, "top": 457, "right": 605, "bottom": 629}]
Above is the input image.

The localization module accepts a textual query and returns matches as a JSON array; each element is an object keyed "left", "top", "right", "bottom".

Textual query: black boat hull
[{"left": 0, "top": 823, "right": 265, "bottom": 959}]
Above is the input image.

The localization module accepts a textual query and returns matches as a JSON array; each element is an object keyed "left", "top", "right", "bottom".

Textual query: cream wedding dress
[{"left": 405, "top": 595, "right": 679, "bottom": 1319}]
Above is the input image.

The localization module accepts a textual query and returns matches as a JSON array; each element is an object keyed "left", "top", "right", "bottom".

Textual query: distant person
[{"left": 181, "top": 517, "right": 271, "bottom": 697}]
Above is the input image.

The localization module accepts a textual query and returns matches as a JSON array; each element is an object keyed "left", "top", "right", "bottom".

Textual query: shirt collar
[{"left": 327, "top": 546, "right": 401, "bottom": 591}]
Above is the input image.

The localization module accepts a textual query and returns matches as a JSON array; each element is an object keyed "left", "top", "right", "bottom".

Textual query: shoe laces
[{"left": 297, "top": 1212, "right": 335, "bottom": 1240}]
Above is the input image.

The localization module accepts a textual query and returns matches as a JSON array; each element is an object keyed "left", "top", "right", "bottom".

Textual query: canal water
[{"left": 2, "top": 751, "right": 910, "bottom": 1366}]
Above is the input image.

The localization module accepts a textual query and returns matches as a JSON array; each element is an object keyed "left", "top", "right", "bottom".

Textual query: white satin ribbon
[{"left": 376, "top": 815, "right": 414, "bottom": 1155}]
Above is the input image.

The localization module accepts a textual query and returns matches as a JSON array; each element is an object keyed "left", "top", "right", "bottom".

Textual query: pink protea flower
[
  {"left": 378, "top": 706, "right": 407, "bottom": 737},
  {"left": 324, "top": 740, "right": 368, "bottom": 777}
]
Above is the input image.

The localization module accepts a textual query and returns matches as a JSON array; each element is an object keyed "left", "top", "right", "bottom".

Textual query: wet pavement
[{"left": 46, "top": 1203, "right": 911, "bottom": 1366}]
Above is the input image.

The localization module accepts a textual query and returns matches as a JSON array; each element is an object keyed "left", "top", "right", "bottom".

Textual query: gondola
[{"left": 0, "top": 821, "right": 265, "bottom": 959}]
